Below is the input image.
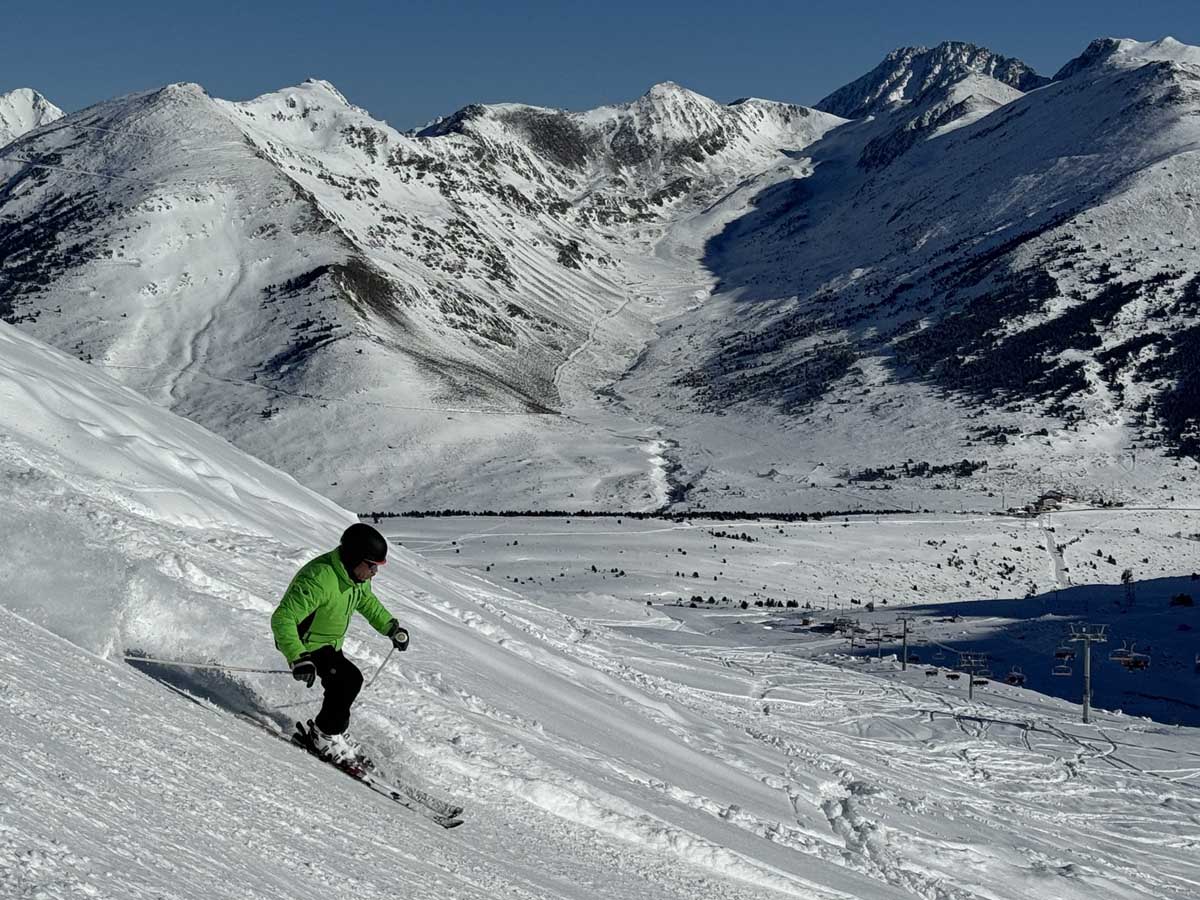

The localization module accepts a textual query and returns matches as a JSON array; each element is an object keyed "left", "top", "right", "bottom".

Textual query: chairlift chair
[
  {"left": 972, "top": 678, "right": 989, "bottom": 686},
  {"left": 1005, "top": 666, "right": 1026, "bottom": 686},
  {"left": 1052, "top": 663, "right": 1073, "bottom": 677},
  {"left": 1054, "top": 645, "right": 1075, "bottom": 661},
  {"left": 946, "top": 672, "right": 961, "bottom": 680},
  {"left": 1109, "top": 641, "right": 1132, "bottom": 662},
  {"left": 1122, "top": 652, "right": 1150, "bottom": 671}
]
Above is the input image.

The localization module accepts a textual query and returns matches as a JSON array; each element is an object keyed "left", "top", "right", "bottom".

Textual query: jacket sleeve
[
  {"left": 356, "top": 582, "right": 397, "bottom": 636},
  {"left": 271, "top": 574, "right": 322, "bottom": 665}
]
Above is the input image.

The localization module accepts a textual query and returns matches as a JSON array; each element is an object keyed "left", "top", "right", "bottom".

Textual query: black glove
[
  {"left": 291, "top": 654, "right": 317, "bottom": 688},
  {"left": 387, "top": 619, "right": 409, "bottom": 652}
]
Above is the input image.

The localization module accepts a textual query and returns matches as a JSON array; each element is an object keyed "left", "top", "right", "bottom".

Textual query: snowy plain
[{"left": 3, "top": 324, "right": 1199, "bottom": 900}]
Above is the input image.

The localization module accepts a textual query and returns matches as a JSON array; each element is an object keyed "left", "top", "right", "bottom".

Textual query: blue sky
[{"left": 5, "top": 1, "right": 1198, "bottom": 128}]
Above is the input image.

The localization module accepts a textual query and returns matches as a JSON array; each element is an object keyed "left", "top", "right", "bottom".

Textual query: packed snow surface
[{"left": 4, "top": 329, "right": 1200, "bottom": 899}]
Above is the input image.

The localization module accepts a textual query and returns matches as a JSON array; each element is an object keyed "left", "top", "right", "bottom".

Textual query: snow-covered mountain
[
  {"left": 0, "top": 87, "right": 63, "bottom": 146},
  {"left": 1053, "top": 35, "right": 1200, "bottom": 80},
  {"left": 4, "top": 319, "right": 1197, "bottom": 900},
  {"left": 2, "top": 37, "right": 1200, "bottom": 514},
  {"left": 814, "top": 42, "right": 1048, "bottom": 120},
  {"left": 0, "top": 76, "right": 842, "bottom": 509},
  {"left": 633, "top": 36, "right": 1200, "bottom": 511},
  {"left": 420, "top": 80, "right": 836, "bottom": 198}
]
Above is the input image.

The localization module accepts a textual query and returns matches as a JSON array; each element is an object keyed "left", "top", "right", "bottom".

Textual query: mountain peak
[
  {"left": 0, "top": 87, "right": 65, "bottom": 147},
  {"left": 635, "top": 81, "right": 717, "bottom": 112},
  {"left": 645, "top": 81, "right": 689, "bottom": 97},
  {"left": 816, "top": 41, "right": 1047, "bottom": 120},
  {"left": 158, "top": 82, "right": 209, "bottom": 99},
  {"left": 1054, "top": 36, "right": 1200, "bottom": 81},
  {"left": 301, "top": 78, "right": 352, "bottom": 106}
]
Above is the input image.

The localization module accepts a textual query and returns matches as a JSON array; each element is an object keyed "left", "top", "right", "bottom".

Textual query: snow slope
[
  {"left": 4, "top": 329, "right": 1199, "bottom": 897},
  {"left": 0, "top": 88, "right": 62, "bottom": 146}
]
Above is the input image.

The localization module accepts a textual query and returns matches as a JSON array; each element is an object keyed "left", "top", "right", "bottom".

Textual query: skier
[{"left": 271, "top": 522, "right": 409, "bottom": 765}]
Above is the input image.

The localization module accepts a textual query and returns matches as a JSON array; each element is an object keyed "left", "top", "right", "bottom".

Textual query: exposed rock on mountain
[
  {"left": 814, "top": 42, "right": 1048, "bottom": 120},
  {"left": 420, "top": 81, "right": 842, "bottom": 218}
]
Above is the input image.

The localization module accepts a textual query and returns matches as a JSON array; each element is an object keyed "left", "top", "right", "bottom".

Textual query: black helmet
[{"left": 340, "top": 522, "right": 388, "bottom": 567}]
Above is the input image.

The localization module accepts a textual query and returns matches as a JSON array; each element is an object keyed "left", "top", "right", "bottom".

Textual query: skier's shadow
[{"left": 124, "top": 651, "right": 294, "bottom": 732}]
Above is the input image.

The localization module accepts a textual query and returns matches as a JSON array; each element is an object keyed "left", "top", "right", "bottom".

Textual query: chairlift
[
  {"left": 1052, "top": 663, "right": 1073, "bottom": 677},
  {"left": 907, "top": 653, "right": 920, "bottom": 663},
  {"left": 1005, "top": 666, "right": 1026, "bottom": 686},
  {"left": 933, "top": 649, "right": 946, "bottom": 661},
  {"left": 972, "top": 678, "right": 989, "bottom": 687},
  {"left": 925, "top": 668, "right": 939, "bottom": 677},
  {"left": 1054, "top": 645, "right": 1075, "bottom": 661},
  {"left": 946, "top": 672, "right": 961, "bottom": 680},
  {"left": 1109, "top": 641, "right": 1132, "bottom": 662}
]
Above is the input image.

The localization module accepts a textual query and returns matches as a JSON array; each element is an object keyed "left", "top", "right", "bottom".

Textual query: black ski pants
[{"left": 309, "top": 645, "right": 363, "bottom": 735}]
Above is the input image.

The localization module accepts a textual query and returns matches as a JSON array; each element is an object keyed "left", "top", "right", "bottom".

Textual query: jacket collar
[{"left": 327, "top": 548, "right": 356, "bottom": 588}]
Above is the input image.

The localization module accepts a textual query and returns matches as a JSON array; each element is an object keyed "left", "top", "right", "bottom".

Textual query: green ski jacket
[{"left": 271, "top": 549, "right": 396, "bottom": 665}]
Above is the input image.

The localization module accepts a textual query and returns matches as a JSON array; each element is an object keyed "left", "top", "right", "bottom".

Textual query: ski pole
[
  {"left": 273, "top": 646, "right": 398, "bottom": 710},
  {"left": 364, "top": 645, "right": 396, "bottom": 690},
  {"left": 123, "top": 655, "right": 292, "bottom": 675}
]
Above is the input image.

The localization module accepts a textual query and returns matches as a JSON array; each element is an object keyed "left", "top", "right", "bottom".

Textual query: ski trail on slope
[
  {"left": 1038, "top": 515, "right": 1071, "bottom": 589},
  {"left": 551, "top": 282, "right": 637, "bottom": 398},
  {"left": 169, "top": 257, "right": 244, "bottom": 408}
]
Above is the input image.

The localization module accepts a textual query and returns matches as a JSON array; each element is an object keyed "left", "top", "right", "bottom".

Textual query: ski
[
  {"left": 237, "top": 714, "right": 464, "bottom": 828},
  {"left": 288, "top": 722, "right": 465, "bottom": 829}
]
